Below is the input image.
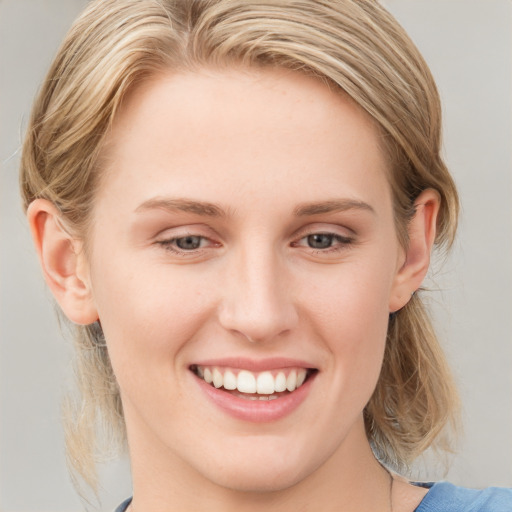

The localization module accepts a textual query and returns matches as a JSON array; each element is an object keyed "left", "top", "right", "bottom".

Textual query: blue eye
[
  {"left": 307, "top": 233, "right": 336, "bottom": 249},
  {"left": 174, "top": 235, "right": 203, "bottom": 250},
  {"left": 158, "top": 235, "right": 209, "bottom": 253},
  {"left": 293, "top": 231, "right": 354, "bottom": 253}
]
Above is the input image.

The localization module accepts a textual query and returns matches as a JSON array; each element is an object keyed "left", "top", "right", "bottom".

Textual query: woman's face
[{"left": 86, "top": 68, "right": 407, "bottom": 491}]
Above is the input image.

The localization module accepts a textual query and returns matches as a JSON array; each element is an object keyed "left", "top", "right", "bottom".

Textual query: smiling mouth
[{"left": 190, "top": 365, "right": 316, "bottom": 400}]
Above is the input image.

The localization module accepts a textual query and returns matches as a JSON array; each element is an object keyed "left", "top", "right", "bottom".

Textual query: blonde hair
[{"left": 20, "top": 0, "right": 459, "bottom": 493}]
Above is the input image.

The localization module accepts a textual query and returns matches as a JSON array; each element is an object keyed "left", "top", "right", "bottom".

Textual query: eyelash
[
  {"left": 157, "top": 235, "right": 213, "bottom": 255},
  {"left": 292, "top": 232, "right": 354, "bottom": 254},
  {"left": 156, "top": 231, "right": 354, "bottom": 256}
]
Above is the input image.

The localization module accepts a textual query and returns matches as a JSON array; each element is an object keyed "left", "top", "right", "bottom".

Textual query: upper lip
[{"left": 190, "top": 357, "right": 317, "bottom": 372}]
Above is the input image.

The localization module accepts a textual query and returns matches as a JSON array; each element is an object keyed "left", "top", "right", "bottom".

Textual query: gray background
[{"left": 1, "top": 1, "right": 511, "bottom": 510}]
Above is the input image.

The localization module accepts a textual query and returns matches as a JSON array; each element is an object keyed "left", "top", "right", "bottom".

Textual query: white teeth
[
  {"left": 237, "top": 370, "right": 257, "bottom": 393},
  {"left": 256, "top": 372, "right": 275, "bottom": 394},
  {"left": 196, "top": 366, "right": 310, "bottom": 396},
  {"left": 213, "top": 368, "right": 223, "bottom": 388},
  {"left": 203, "top": 367, "right": 213, "bottom": 384},
  {"left": 223, "top": 370, "right": 237, "bottom": 390},
  {"left": 286, "top": 370, "right": 297, "bottom": 392},
  {"left": 274, "top": 372, "right": 287, "bottom": 392}
]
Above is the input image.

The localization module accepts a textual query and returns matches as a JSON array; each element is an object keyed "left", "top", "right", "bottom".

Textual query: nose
[{"left": 218, "top": 244, "right": 298, "bottom": 343}]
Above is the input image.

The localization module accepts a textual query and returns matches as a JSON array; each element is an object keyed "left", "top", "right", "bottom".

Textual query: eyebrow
[
  {"left": 135, "top": 197, "right": 375, "bottom": 218},
  {"left": 135, "top": 197, "right": 227, "bottom": 217},
  {"left": 293, "top": 199, "right": 375, "bottom": 216}
]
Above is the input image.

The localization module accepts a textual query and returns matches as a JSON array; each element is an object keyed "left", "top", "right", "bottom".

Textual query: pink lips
[{"left": 191, "top": 357, "right": 317, "bottom": 423}]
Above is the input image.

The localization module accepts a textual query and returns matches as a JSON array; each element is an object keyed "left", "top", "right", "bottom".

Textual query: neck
[{"left": 127, "top": 415, "right": 393, "bottom": 512}]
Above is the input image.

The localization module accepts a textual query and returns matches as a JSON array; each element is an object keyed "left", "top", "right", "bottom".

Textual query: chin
[
  {"left": 208, "top": 465, "right": 308, "bottom": 494},
  {"left": 192, "top": 440, "right": 322, "bottom": 494}
]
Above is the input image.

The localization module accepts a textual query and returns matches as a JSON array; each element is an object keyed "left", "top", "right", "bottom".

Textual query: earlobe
[
  {"left": 27, "top": 199, "right": 98, "bottom": 325},
  {"left": 389, "top": 189, "right": 440, "bottom": 313}
]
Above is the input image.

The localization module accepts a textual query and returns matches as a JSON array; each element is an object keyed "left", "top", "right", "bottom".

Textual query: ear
[
  {"left": 27, "top": 199, "right": 98, "bottom": 325},
  {"left": 389, "top": 189, "right": 440, "bottom": 313}
]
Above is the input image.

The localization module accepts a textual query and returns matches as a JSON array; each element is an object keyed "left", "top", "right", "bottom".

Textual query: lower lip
[{"left": 194, "top": 372, "right": 316, "bottom": 423}]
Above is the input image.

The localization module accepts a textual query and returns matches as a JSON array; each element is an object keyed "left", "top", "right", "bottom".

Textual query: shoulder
[{"left": 415, "top": 482, "right": 512, "bottom": 512}]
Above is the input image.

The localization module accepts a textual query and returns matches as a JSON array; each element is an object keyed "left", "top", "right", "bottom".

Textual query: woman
[{"left": 20, "top": 0, "right": 512, "bottom": 511}]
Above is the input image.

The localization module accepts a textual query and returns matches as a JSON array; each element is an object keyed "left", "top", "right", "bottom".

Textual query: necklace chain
[{"left": 387, "top": 466, "right": 395, "bottom": 512}]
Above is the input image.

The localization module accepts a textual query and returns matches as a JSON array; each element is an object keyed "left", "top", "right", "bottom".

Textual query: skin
[{"left": 28, "top": 68, "right": 438, "bottom": 511}]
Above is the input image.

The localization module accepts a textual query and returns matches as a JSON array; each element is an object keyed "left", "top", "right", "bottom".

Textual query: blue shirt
[
  {"left": 114, "top": 482, "right": 512, "bottom": 511},
  {"left": 416, "top": 482, "right": 512, "bottom": 511}
]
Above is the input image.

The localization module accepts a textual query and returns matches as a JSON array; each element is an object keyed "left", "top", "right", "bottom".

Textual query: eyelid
[
  {"left": 153, "top": 224, "right": 223, "bottom": 255},
  {"left": 155, "top": 236, "right": 222, "bottom": 261},
  {"left": 156, "top": 233, "right": 217, "bottom": 246},
  {"left": 292, "top": 233, "right": 353, "bottom": 248},
  {"left": 292, "top": 223, "right": 355, "bottom": 241},
  {"left": 152, "top": 222, "right": 218, "bottom": 239},
  {"left": 290, "top": 224, "right": 356, "bottom": 256}
]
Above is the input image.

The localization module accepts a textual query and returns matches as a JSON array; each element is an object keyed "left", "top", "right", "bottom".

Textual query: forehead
[{"left": 97, "top": 67, "right": 391, "bottom": 216}]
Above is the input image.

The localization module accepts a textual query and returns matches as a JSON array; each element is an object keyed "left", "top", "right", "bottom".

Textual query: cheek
[
  {"left": 299, "top": 256, "right": 393, "bottom": 338},
  {"left": 88, "top": 253, "right": 218, "bottom": 386},
  {"left": 298, "top": 259, "right": 393, "bottom": 397}
]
